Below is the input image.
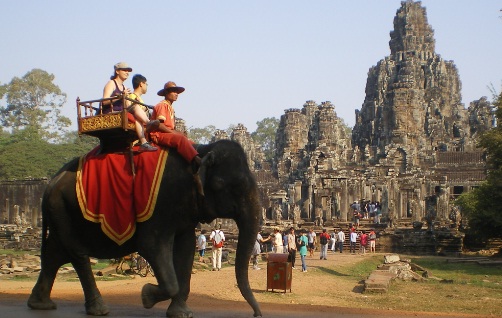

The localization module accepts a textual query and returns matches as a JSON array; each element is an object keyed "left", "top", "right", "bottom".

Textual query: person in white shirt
[
  {"left": 196, "top": 230, "right": 207, "bottom": 263},
  {"left": 307, "top": 228, "right": 317, "bottom": 257},
  {"left": 287, "top": 227, "right": 297, "bottom": 269},
  {"left": 349, "top": 229, "right": 358, "bottom": 254},
  {"left": 330, "top": 229, "right": 338, "bottom": 253},
  {"left": 209, "top": 224, "right": 225, "bottom": 271},
  {"left": 270, "top": 227, "right": 283, "bottom": 253},
  {"left": 251, "top": 230, "right": 266, "bottom": 270},
  {"left": 337, "top": 229, "right": 345, "bottom": 253}
]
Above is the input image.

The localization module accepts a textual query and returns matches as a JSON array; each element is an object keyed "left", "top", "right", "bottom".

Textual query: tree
[
  {"left": 62, "top": 131, "right": 100, "bottom": 150},
  {"left": 457, "top": 89, "right": 502, "bottom": 242},
  {"left": 0, "top": 132, "right": 97, "bottom": 180},
  {"left": 251, "top": 117, "right": 279, "bottom": 161},
  {"left": 187, "top": 125, "right": 217, "bottom": 144},
  {"left": 0, "top": 69, "right": 71, "bottom": 143}
]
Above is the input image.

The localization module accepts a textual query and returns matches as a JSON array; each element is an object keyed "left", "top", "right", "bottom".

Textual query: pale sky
[{"left": 2, "top": 1, "right": 501, "bottom": 133}]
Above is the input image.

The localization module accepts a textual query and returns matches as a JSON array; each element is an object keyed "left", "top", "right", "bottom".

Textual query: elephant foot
[
  {"left": 142, "top": 283, "right": 171, "bottom": 309},
  {"left": 166, "top": 310, "right": 193, "bottom": 318},
  {"left": 85, "top": 296, "right": 109, "bottom": 316},
  {"left": 27, "top": 293, "right": 57, "bottom": 310},
  {"left": 166, "top": 299, "right": 193, "bottom": 318}
]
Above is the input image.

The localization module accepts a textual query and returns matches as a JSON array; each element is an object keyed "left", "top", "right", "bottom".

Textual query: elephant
[{"left": 27, "top": 139, "right": 262, "bottom": 317}]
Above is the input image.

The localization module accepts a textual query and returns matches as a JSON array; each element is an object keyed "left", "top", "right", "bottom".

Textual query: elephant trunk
[{"left": 235, "top": 195, "right": 262, "bottom": 317}]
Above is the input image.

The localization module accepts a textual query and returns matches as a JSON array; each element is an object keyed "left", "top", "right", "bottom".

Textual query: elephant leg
[
  {"left": 71, "top": 255, "right": 109, "bottom": 316},
  {"left": 140, "top": 235, "right": 179, "bottom": 309},
  {"left": 49, "top": 196, "right": 109, "bottom": 315},
  {"left": 166, "top": 230, "right": 196, "bottom": 318},
  {"left": 28, "top": 235, "right": 68, "bottom": 310}
]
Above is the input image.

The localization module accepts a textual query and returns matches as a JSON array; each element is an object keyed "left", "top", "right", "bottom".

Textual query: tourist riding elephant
[{"left": 27, "top": 140, "right": 262, "bottom": 317}]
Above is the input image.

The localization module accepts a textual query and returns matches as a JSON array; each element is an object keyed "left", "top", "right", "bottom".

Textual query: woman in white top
[{"left": 270, "top": 227, "right": 283, "bottom": 253}]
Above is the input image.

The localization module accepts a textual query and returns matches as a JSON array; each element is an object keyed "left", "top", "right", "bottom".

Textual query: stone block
[
  {"left": 364, "top": 269, "right": 395, "bottom": 293},
  {"left": 384, "top": 254, "right": 400, "bottom": 264}
]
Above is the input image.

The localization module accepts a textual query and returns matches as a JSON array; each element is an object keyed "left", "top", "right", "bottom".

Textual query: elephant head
[{"left": 197, "top": 140, "right": 262, "bottom": 317}]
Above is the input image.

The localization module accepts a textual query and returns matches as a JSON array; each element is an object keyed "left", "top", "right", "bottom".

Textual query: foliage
[
  {"left": 0, "top": 130, "right": 97, "bottom": 180},
  {"left": 251, "top": 117, "right": 279, "bottom": 161},
  {"left": 0, "top": 69, "right": 71, "bottom": 143},
  {"left": 187, "top": 125, "right": 217, "bottom": 144},
  {"left": 412, "top": 257, "right": 502, "bottom": 282},
  {"left": 62, "top": 131, "right": 100, "bottom": 150},
  {"left": 456, "top": 89, "right": 502, "bottom": 242}
]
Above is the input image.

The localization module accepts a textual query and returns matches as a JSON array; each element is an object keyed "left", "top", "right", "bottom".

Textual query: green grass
[
  {"left": 310, "top": 255, "right": 502, "bottom": 315},
  {"left": 0, "top": 249, "right": 39, "bottom": 256},
  {"left": 6, "top": 274, "right": 34, "bottom": 281},
  {"left": 365, "top": 256, "right": 502, "bottom": 315},
  {"left": 342, "top": 255, "right": 382, "bottom": 278},
  {"left": 412, "top": 256, "right": 502, "bottom": 288},
  {"left": 59, "top": 258, "right": 113, "bottom": 271},
  {"left": 316, "top": 254, "right": 382, "bottom": 280},
  {"left": 64, "top": 275, "right": 132, "bottom": 282}
]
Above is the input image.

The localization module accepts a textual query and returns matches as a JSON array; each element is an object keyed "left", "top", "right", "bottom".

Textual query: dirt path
[{"left": 0, "top": 252, "right": 497, "bottom": 318}]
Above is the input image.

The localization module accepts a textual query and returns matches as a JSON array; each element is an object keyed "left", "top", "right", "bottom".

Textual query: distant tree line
[{"left": 0, "top": 69, "right": 98, "bottom": 179}]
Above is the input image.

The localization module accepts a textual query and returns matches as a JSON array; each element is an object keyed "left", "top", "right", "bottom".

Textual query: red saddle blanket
[{"left": 76, "top": 146, "right": 168, "bottom": 245}]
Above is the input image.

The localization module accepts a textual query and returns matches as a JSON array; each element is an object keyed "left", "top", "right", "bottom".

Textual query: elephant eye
[{"left": 211, "top": 177, "right": 225, "bottom": 191}]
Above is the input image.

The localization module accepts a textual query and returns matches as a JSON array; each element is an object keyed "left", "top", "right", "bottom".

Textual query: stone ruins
[
  {"left": 209, "top": 1, "right": 494, "bottom": 254},
  {"left": 0, "top": 1, "right": 495, "bottom": 255},
  {"left": 270, "top": 1, "right": 491, "bottom": 227}
]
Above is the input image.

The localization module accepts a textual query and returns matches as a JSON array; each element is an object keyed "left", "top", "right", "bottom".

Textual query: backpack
[
  {"left": 320, "top": 233, "right": 328, "bottom": 245},
  {"left": 369, "top": 233, "right": 376, "bottom": 240},
  {"left": 213, "top": 230, "right": 224, "bottom": 248}
]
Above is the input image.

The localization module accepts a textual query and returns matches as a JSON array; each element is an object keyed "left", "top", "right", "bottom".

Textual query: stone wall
[{"left": 0, "top": 179, "right": 48, "bottom": 227}]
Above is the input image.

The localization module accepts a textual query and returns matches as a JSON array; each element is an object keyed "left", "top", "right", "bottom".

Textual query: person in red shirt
[
  {"left": 359, "top": 230, "right": 368, "bottom": 255},
  {"left": 369, "top": 229, "right": 377, "bottom": 253},
  {"left": 319, "top": 229, "right": 331, "bottom": 260},
  {"left": 150, "top": 82, "right": 200, "bottom": 163},
  {"left": 149, "top": 81, "right": 203, "bottom": 194}
]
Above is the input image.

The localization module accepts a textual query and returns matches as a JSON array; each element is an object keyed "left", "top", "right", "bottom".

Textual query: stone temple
[
  {"left": 0, "top": 1, "right": 495, "bottom": 254},
  {"left": 223, "top": 1, "right": 494, "bottom": 244}
]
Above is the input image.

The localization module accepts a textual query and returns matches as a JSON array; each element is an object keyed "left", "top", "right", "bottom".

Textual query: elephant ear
[{"left": 198, "top": 151, "right": 214, "bottom": 187}]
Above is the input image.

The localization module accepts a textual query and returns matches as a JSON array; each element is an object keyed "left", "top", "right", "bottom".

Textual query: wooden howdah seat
[{"left": 77, "top": 95, "right": 152, "bottom": 153}]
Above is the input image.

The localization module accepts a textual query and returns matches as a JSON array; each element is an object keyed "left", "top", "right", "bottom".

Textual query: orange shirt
[{"left": 152, "top": 100, "right": 175, "bottom": 129}]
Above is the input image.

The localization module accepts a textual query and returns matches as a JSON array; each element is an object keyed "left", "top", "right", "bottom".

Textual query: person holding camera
[{"left": 298, "top": 229, "right": 309, "bottom": 272}]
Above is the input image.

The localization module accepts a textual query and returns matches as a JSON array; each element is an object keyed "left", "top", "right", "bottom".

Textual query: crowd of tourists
[{"left": 196, "top": 224, "right": 378, "bottom": 273}]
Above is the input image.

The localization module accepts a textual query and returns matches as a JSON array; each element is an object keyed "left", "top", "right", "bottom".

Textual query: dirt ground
[{"left": 0, "top": 252, "right": 498, "bottom": 318}]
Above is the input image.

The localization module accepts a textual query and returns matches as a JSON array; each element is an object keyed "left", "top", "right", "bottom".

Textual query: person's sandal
[{"left": 139, "top": 142, "right": 158, "bottom": 152}]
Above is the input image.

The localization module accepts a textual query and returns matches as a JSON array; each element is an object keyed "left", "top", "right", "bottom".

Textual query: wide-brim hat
[
  {"left": 157, "top": 81, "right": 185, "bottom": 96},
  {"left": 114, "top": 62, "right": 132, "bottom": 72}
]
